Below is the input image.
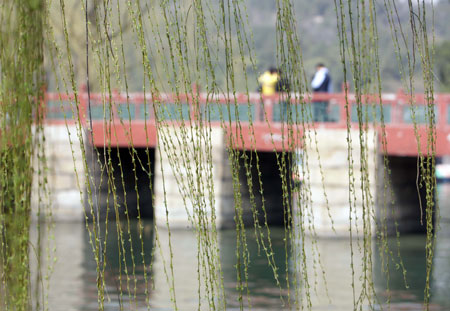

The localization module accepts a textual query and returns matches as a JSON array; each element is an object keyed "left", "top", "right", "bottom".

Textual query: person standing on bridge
[
  {"left": 258, "top": 67, "right": 290, "bottom": 121},
  {"left": 311, "top": 63, "right": 332, "bottom": 122},
  {"left": 258, "top": 67, "right": 280, "bottom": 96},
  {"left": 258, "top": 67, "right": 280, "bottom": 121}
]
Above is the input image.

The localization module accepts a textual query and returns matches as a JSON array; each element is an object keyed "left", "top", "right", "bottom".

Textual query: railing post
[
  {"left": 78, "top": 85, "right": 88, "bottom": 126},
  {"left": 393, "top": 89, "right": 405, "bottom": 125},
  {"left": 436, "top": 94, "right": 446, "bottom": 128},
  {"left": 265, "top": 97, "right": 273, "bottom": 123},
  {"left": 339, "top": 91, "right": 348, "bottom": 126}
]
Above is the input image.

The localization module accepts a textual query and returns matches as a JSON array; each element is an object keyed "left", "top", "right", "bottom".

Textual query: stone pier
[
  {"left": 153, "top": 126, "right": 291, "bottom": 229},
  {"left": 296, "top": 128, "right": 377, "bottom": 237},
  {"left": 36, "top": 125, "right": 434, "bottom": 237},
  {"left": 32, "top": 125, "right": 86, "bottom": 221},
  {"left": 153, "top": 126, "right": 234, "bottom": 229}
]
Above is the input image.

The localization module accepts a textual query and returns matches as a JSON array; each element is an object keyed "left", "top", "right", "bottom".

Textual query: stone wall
[
  {"left": 36, "top": 124, "right": 430, "bottom": 236},
  {"left": 295, "top": 128, "right": 377, "bottom": 237},
  {"left": 153, "top": 126, "right": 234, "bottom": 229},
  {"left": 32, "top": 125, "right": 86, "bottom": 221},
  {"left": 153, "top": 128, "right": 290, "bottom": 229}
]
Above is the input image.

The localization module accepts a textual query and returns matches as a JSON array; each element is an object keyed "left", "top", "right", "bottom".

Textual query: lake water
[{"left": 34, "top": 185, "right": 450, "bottom": 311}]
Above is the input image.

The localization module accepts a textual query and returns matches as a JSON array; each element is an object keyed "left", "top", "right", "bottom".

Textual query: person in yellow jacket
[
  {"left": 258, "top": 67, "right": 291, "bottom": 121},
  {"left": 258, "top": 67, "right": 280, "bottom": 96}
]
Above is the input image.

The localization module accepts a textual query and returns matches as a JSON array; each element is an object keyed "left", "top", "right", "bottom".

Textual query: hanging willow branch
[
  {"left": 0, "top": 0, "right": 47, "bottom": 310},
  {"left": 0, "top": 0, "right": 440, "bottom": 310}
]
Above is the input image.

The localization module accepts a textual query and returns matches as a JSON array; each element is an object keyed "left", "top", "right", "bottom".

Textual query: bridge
[
  {"left": 45, "top": 90, "right": 450, "bottom": 156},
  {"left": 41, "top": 90, "right": 450, "bottom": 236}
]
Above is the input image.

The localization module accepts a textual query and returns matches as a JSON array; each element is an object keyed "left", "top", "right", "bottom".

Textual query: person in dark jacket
[{"left": 311, "top": 63, "right": 332, "bottom": 121}]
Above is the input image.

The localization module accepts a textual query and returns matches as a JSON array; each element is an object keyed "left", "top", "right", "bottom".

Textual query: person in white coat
[{"left": 311, "top": 63, "right": 332, "bottom": 121}]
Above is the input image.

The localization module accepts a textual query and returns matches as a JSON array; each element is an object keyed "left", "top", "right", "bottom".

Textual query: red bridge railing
[
  {"left": 44, "top": 91, "right": 450, "bottom": 125},
  {"left": 43, "top": 91, "right": 450, "bottom": 155}
]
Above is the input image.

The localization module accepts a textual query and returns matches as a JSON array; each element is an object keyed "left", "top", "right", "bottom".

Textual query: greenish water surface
[{"left": 38, "top": 184, "right": 450, "bottom": 311}]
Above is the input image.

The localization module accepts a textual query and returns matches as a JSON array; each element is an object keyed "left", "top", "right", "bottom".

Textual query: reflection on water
[{"left": 38, "top": 186, "right": 450, "bottom": 311}]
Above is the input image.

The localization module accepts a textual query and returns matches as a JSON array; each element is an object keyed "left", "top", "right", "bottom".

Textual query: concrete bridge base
[
  {"left": 153, "top": 125, "right": 292, "bottom": 229},
  {"left": 36, "top": 125, "right": 435, "bottom": 238},
  {"left": 293, "top": 128, "right": 377, "bottom": 237},
  {"left": 153, "top": 126, "right": 232, "bottom": 229},
  {"left": 32, "top": 125, "right": 86, "bottom": 221}
]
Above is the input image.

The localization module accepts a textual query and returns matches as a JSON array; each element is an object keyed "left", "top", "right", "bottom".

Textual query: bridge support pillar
[
  {"left": 153, "top": 126, "right": 234, "bottom": 229},
  {"left": 294, "top": 128, "right": 377, "bottom": 237},
  {"left": 32, "top": 125, "right": 86, "bottom": 221}
]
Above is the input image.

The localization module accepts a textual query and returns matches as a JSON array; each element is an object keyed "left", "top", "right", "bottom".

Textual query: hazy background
[{"left": 46, "top": 0, "right": 450, "bottom": 93}]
